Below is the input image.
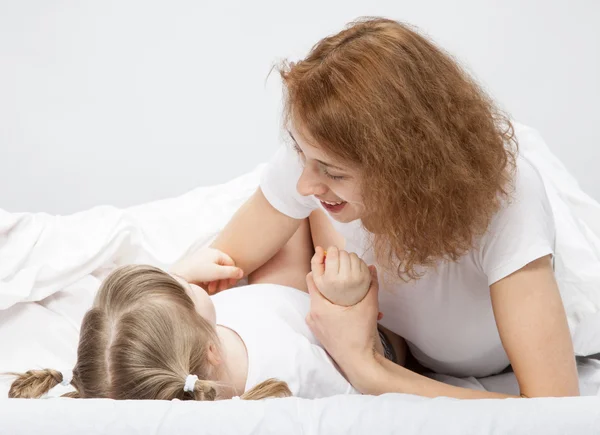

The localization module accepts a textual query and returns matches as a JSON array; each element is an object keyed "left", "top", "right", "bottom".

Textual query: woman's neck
[{"left": 215, "top": 325, "right": 248, "bottom": 398}]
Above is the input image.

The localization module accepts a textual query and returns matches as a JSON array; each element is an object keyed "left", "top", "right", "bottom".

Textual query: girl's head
[
  {"left": 280, "top": 17, "right": 516, "bottom": 279},
  {"left": 9, "top": 265, "right": 290, "bottom": 400}
]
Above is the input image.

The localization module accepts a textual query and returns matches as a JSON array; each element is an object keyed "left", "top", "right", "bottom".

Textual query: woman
[{"left": 174, "top": 18, "right": 579, "bottom": 399}]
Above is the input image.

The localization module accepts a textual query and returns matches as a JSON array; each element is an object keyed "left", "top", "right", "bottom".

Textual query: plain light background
[{"left": 1, "top": 0, "right": 598, "bottom": 214}]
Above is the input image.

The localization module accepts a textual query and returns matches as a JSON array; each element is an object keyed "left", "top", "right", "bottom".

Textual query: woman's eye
[
  {"left": 291, "top": 144, "right": 306, "bottom": 165},
  {"left": 323, "top": 169, "right": 345, "bottom": 181},
  {"left": 292, "top": 143, "right": 303, "bottom": 154}
]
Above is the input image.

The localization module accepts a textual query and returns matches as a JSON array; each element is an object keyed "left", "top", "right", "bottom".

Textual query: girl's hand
[
  {"left": 170, "top": 248, "right": 243, "bottom": 293},
  {"left": 311, "top": 246, "right": 372, "bottom": 306},
  {"left": 306, "top": 265, "right": 381, "bottom": 375}
]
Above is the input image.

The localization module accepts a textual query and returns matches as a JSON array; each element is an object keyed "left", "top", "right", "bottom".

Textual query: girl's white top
[{"left": 212, "top": 284, "right": 358, "bottom": 398}]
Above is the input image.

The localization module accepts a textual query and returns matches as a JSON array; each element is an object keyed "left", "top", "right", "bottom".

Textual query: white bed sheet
[
  {"left": 2, "top": 123, "right": 600, "bottom": 434},
  {"left": 1, "top": 393, "right": 600, "bottom": 435}
]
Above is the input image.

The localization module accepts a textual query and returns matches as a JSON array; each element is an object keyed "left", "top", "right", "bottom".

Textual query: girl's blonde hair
[
  {"left": 280, "top": 17, "right": 517, "bottom": 280},
  {"left": 8, "top": 265, "right": 291, "bottom": 401}
]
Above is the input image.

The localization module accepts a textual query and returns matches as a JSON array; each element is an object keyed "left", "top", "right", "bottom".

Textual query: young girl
[
  {"left": 8, "top": 249, "right": 396, "bottom": 400},
  {"left": 175, "top": 17, "right": 580, "bottom": 399}
]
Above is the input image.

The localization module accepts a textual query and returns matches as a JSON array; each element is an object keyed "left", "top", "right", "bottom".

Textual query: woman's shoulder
[
  {"left": 475, "top": 154, "right": 555, "bottom": 285},
  {"left": 260, "top": 145, "right": 318, "bottom": 219},
  {"left": 512, "top": 154, "right": 548, "bottom": 200},
  {"left": 488, "top": 153, "right": 553, "bottom": 232}
]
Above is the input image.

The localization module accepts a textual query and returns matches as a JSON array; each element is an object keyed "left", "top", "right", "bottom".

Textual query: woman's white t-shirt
[
  {"left": 260, "top": 143, "right": 555, "bottom": 378},
  {"left": 211, "top": 284, "right": 358, "bottom": 398}
]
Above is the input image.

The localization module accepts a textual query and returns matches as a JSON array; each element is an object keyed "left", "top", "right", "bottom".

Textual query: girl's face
[
  {"left": 172, "top": 275, "right": 217, "bottom": 326},
  {"left": 289, "top": 123, "right": 364, "bottom": 223}
]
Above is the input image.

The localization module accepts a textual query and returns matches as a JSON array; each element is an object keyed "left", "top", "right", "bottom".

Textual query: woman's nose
[{"left": 296, "top": 165, "right": 327, "bottom": 197}]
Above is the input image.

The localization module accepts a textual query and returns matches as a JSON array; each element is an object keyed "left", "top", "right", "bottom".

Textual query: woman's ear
[{"left": 206, "top": 341, "right": 222, "bottom": 367}]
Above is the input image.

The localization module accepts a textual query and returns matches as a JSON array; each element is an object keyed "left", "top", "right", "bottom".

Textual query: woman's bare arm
[
  {"left": 308, "top": 208, "right": 345, "bottom": 250},
  {"left": 490, "top": 255, "right": 579, "bottom": 397},
  {"left": 211, "top": 188, "right": 301, "bottom": 274},
  {"left": 248, "top": 218, "right": 313, "bottom": 292},
  {"left": 173, "top": 188, "right": 302, "bottom": 293}
]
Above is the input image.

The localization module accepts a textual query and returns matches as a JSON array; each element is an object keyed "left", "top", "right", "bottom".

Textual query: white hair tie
[
  {"left": 183, "top": 374, "right": 198, "bottom": 393},
  {"left": 60, "top": 369, "right": 73, "bottom": 386}
]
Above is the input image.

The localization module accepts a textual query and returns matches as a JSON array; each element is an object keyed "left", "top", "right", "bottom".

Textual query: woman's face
[
  {"left": 172, "top": 275, "right": 217, "bottom": 326},
  {"left": 289, "top": 123, "right": 364, "bottom": 223}
]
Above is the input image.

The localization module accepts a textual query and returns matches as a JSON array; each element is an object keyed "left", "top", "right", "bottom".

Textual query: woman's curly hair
[{"left": 280, "top": 17, "right": 517, "bottom": 280}]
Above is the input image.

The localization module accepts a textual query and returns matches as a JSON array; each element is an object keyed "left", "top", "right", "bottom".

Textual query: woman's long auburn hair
[
  {"left": 9, "top": 265, "right": 291, "bottom": 401},
  {"left": 280, "top": 17, "right": 517, "bottom": 280}
]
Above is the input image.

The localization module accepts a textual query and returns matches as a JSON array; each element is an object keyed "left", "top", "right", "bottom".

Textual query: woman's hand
[
  {"left": 311, "top": 246, "right": 372, "bottom": 306},
  {"left": 305, "top": 265, "right": 381, "bottom": 377},
  {"left": 170, "top": 247, "right": 243, "bottom": 293}
]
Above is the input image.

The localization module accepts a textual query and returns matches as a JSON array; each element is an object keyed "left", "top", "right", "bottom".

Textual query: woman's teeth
[{"left": 320, "top": 199, "right": 347, "bottom": 214}]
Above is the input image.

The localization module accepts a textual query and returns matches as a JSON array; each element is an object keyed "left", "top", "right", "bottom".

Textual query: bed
[{"left": 1, "top": 124, "right": 600, "bottom": 434}]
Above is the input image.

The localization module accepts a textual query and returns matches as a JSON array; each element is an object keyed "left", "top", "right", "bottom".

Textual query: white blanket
[
  {"left": 1, "top": 123, "right": 600, "bottom": 434},
  {"left": 2, "top": 123, "right": 600, "bottom": 354}
]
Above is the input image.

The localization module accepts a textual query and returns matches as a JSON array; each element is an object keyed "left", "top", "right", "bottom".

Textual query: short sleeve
[
  {"left": 260, "top": 145, "right": 318, "bottom": 219},
  {"left": 479, "top": 157, "right": 555, "bottom": 286}
]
